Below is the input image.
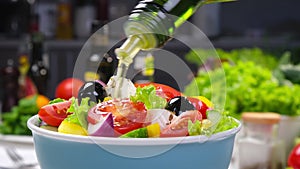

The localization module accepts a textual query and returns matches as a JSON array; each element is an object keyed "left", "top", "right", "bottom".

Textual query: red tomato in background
[
  {"left": 55, "top": 78, "right": 84, "bottom": 100},
  {"left": 87, "top": 99, "right": 147, "bottom": 136},
  {"left": 288, "top": 144, "right": 300, "bottom": 169},
  {"left": 38, "top": 100, "right": 72, "bottom": 127},
  {"left": 135, "top": 82, "right": 182, "bottom": 101},
  {"left": 160, "top": 110, "right": 202, "bottom": 137},
  {"left": 187, "top": 97, "right": 209, "bottom": 119}
]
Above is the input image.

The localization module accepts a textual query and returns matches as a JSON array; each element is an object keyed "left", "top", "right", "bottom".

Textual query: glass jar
[{"left": 237, "top": 112, "right": 285, "bottom": 169}]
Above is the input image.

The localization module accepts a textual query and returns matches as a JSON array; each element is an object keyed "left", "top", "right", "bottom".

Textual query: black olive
[
  {"left": 165, "top": 96, "right": 196, "bottom": 116},
  {"left": 78, "top": 81, "right": 107, "bottom": 105}
]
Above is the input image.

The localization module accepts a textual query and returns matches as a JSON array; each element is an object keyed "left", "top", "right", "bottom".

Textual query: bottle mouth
[
  {"left": 123, "top": 21, "right": 158, "bottom": 50},
  {"left": 114, "top": 35, "right": 142, "bottom": 66},
  {"left": 125, "top": 11, "right": 174, "bottom": 47}
]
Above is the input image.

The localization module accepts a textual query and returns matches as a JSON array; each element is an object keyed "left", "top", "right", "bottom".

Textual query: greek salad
[{"left": 37, "top": 77, "right": 239, "bottom": 138}]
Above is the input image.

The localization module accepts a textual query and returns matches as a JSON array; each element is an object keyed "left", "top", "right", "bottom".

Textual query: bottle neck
[
  {"left": 125, "top": 0, "right": 207, "bottom": 47},
  {"left": 126, "top": 4, "right": 175, "bottom": 47},
  {"left": 31, "top": 31, "right": 44, "bottom": 61},
  {"left": 31, "top": 42, "right": 43, "bottom": 61},
  {"left": 125, "top": 0, "right": 230, "bottom": 48}
]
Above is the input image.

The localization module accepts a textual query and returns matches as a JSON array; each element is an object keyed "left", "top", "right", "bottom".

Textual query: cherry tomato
[
  {"left": 288, "top": 144, "right": 300, "bottom": 169},
  {"left": 38, "top": 100, "right": 72, "bottom": 127},
  {"left": 160, "top": 110, "right": 202, "bottom": 137},
  {"left": 87, "top": 99, "right": 147, "bottom": 136},
  {"left": 187, "top": 97, "right": 209, "bottom": 119},
  {"left": 55, "top": 78, "right": 84, "bottom": 100},
  {"left": 135, "top": 82, "right": 182, "bottom": 101}
]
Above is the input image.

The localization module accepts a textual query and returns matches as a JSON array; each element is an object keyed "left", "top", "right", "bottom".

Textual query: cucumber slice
[{"left": 120, "top": 128, "right": 148, "bottom": 138}]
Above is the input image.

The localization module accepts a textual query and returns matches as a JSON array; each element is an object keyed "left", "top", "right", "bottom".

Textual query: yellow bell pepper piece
[
  {"left": 192, "top": 96, "right": 213, "bottom": 108},
  {"left": 103, "top": 96, "right": 112, "bottom": 102},
  {"left": 146, "top": 123, "right": 160, "bottom": 138},
  {"left": 58, "top": 120, "right": 88, "bottom": 136}
]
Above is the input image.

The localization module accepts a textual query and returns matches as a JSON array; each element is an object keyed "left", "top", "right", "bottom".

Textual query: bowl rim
[{"left": 27, "top": 115, "right": 241, "bottom": 146}]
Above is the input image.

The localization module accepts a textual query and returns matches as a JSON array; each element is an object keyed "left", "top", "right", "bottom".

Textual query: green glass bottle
[
  {"left": 115, "top": 0, "right": 231, "bottom": 65},
  {"left": 113, "top": 0, "right": 232, "bottom": 98}
]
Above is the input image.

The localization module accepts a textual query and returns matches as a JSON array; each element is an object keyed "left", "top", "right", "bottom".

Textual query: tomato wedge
[
  {"left": 87, "top": 99, "right": 147, "bottom": 136},
  {"left": 38, "top": 100, "right": 72, "bottom": 127},
  {"left": 160, "top": 110, "right": 202, "bottom": 137},
  {"left": 187, "top": 97, "right": 209, "bottom": 119},
  {"left": 87, "top": 104, "right": 114, "bottom": 125},
  {"left": 135, "top": 82, "right": 182, "bottom": 101}
]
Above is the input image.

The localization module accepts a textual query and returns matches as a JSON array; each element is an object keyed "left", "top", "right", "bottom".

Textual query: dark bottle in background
[
  {"left": 56, "top": 0, "right": 73, "bottom": 39},
  {"left": 2, "top": 0, "right": 31, "bottom": 38},
  {"left": 29, "top": 13, "right": 39, "bottom": 35},
  {"left": 0, "top": 59, "right": 20, "bottom": 112},
  {"left": 35, "top": 0, "right": 57, "bottom": 39},
  {"left": 18, "top": 34, "right": 38, "bottom": 99},
  {"left": 98, "top": 49, "right": 115, "bottom": 84},
  {"left": 84, "top": 20, "right": 115, "bottom": 83},
  {"left": 18, "top": 34, "right": 31, "bottom": 99},
  {"left": 96, "top": 0, "right": 109, "bottom": 22},
  {"left": 29, "top": 32, "right": 49, "bottom": 95},
  {"left": 74, "top": 0, "right": 96, "bottom": 39},
  {"left": 95, "top": 20, "right": 117, "bottom": 84}
]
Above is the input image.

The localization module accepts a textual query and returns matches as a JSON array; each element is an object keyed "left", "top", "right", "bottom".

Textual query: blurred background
[{"left": 0, "top": 0, "right": 300, "bottom": 167}]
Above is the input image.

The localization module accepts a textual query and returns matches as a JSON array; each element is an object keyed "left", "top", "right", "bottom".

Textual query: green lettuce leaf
[
  {"left": 65, "top": 97, "right": 95, "bottom": 129},
  {"left": 49, "top": 98, "right": 65, "bottom": 104},
  {"left": 130, "top": 85, "right": 167, "bottom": 109},
  {"left": 188, "top": 120, "right": 202, "bottom": 136},
  {"left": 213, "top": 112, "right": 239, "bottom": 134},
  {"left": 188, "top": 111, "right": 239, "bottom": 136}
]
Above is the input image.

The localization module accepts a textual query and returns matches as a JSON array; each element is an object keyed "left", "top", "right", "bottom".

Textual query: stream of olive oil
[{"left": 113, "top": 62, "right": 128, "bottom": 98}]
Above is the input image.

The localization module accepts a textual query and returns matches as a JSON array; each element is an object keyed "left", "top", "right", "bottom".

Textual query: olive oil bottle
[{"left": 113, "top": 0, "right": 232, "bottom": 98}]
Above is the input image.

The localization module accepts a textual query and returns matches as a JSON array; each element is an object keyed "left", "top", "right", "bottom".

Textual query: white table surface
[{"left": 0, "top": 135, "right": 40, "bottom": 169}]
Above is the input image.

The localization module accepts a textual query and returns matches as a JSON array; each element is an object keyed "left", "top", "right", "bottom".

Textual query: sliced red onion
[{"left": 88, "top": 113, "right": 114, "bottom": 137}]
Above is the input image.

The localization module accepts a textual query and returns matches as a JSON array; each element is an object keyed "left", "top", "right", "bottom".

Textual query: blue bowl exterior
[{"left": 32, "top": 131, "right": 236, "bottom": 169}]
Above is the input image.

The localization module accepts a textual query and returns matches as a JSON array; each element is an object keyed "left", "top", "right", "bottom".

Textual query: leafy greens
[
  {"left": 185, "top": 48, "right": 300, "bottom": 117},
  {"left": 65, "top": 97, "right": 95, "bottom": 129},
  {"left": 130, "top": 85, "right": 167, "bottom": 109}
]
